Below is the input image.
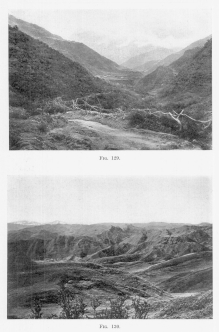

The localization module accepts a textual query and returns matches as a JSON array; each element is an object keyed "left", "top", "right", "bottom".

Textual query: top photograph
[{"left": 9, "top": 9, "right": 212, "bottom": 150}]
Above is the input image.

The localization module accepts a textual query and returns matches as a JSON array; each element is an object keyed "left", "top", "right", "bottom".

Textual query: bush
[
  {"left": 38, "top": 122, "right": 47, "bottom": 133},
  {"left": 29, "top": 281, "right": 151, "bottom": 319},
  {"left": 43, "top": 97, "right": 72, "bottom": 114},
  {"left": 95, "top": 296, "right": 129, "bottom": 319},
  {"left": 58, "top": 284, "right": 86, "bottom": 319},
  {"left": 128, "top": 111, "right": 179, "bottom": 134},
  {"left": 128, "top": 111, "right": 145, "bottom": 127},
  {"left": 132, "top": 297, "right": 150, "bottom": 319},
  {"left": 31, "top": 296, "right": 43, "bottom": 319},
  {"left": 9, "top": 107, "right": 29, "bottom": 120}
]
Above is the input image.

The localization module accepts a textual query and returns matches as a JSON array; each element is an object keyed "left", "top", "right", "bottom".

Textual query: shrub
[
  {"left": 128, "top": 111, "right": 145, "bottom": 127},
  {"left": 128, "top": 111, "right": 179, "bottom": 134},
  {"left": 28, "top": 282, "right": 151, "bottom": 319},
  {"left": 58, "top": 284, "right": 86, "bottom": 319},
  {"left": 43, "top": 97, "right": 72, "bottom": 114},
  {"left": 132, "top": 297, "right": 150, "bottom": 319},
  {"left": 31, "top": 296, "right": 43, "bottom": 319},
  {"left": 95, "top": 296, "right": 129, "bottom": 319},
  {"left": 38, "top": 122, "right": 47, "bottom": 133},
  {"left": 9, "top": 107, "right": 29, "bottom": 120}
]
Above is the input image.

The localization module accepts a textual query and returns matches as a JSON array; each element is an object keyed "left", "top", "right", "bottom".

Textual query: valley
[
  {"left": 8, "top": 17, "right": 212, "bottom": 150},
  {"left": 8, "top": 222, "right": 212, "bottom": 319}
]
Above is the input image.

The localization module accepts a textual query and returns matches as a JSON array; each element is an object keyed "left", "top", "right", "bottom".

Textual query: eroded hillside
[{"left": 8, "top": 222, "right": 212, "bottom": 319}]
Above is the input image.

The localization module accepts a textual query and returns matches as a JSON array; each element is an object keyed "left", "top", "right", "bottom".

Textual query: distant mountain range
[
  {"left": 70, "top": 32, "right": 182, "bottom": 65},
  {"left": 69, "top": 32, "right": 164, "bottom": 64},
  {"left": 123, "top": 35, "right": 211, "bottom": 74},
  {"left": 121, "top": 47, "right": 174, "bottom": 70},
  {"left": 8, "top": 221, "right": 212, "bottom": 267}
]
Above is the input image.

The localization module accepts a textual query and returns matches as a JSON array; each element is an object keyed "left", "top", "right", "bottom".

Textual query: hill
[
  {"left": 155, "top": 35, "right": 211, "bottom": 71},
  {"left": 128, "top": 35, "right": 211, "bottom": 75},
  {"left": 164, "top": 39, "right": 212, "bottom": 98},
  {"left": 9, "top": 25, "right": 105, "bottom": 106},
  {"left": 135, "top": 47, "right": 203, "bottom": 95},
  {"left": 8, "top": 222, "right": 212, "bottom": 319},
  {"left": 9, "top": 15, "right": 132, "bottom": 77},
  {"left": 8, "top": 222, "right": 212, "bottom": 264}
]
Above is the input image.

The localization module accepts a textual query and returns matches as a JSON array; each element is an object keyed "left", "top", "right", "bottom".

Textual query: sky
[
  {"left": 8, "top": 176, "right": 212, "bottom": 225},
  {"left": 9, "top": 9, "right": 212, "bottom": 48}
]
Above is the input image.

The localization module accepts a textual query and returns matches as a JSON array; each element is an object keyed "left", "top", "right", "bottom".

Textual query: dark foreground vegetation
[{"left": 29, "top": 284, "right": 150, "bottom": 319}]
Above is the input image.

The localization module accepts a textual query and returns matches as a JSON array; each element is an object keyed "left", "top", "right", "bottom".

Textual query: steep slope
[
  {"left": 164, "top": 39, "right": 212, "bottom": 97},
  {"left": 9, "top": 26, "right": 104, "bottom": 106},
  {"left": 135, "top": 47, "right": 202, "bottom": 94},
  {"left": 135, "top": 39, "right": 212, "bottom": 99},
  {"left": 9, "top": 15, "right": 127, "bottom": 76},
  {"left": 131, "top": 35, "right": 211, "bottom": 74},
  {"left": 156, "top": 35, "right": 211, "bottom": 68}
]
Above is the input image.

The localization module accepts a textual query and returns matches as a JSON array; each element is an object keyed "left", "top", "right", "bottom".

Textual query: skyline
[
  {"left": 9, "top": 9, "right": 211, "bottom": 49},
  {"left": 8, "top": 176, "right": 212, "bottom": 225}
]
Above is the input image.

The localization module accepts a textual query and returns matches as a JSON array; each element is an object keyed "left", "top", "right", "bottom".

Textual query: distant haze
[
  {"left": 9, "top": 9, "right": 211, "bottom": 49},
  {"left": 8, "top": 177, "right": 212, "bottom": 224}
]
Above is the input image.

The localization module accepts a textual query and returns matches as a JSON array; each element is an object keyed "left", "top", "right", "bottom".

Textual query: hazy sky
[
  {"left": 10, "top": 9, "right": 211, "bottom": 48},
  {"left": 8, "top": 177, "right": 212, "bottom": 224}
]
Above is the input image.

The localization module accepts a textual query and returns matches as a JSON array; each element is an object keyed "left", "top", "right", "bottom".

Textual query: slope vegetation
[
  {"left": 9, "top": 15, "right": 133, "bottom": 77},
  {"left": 126, "top": 35, "right": 211, "bottom": 75},
  {"left": 135, "top": 40, "right": 212, "bottom": 97},
  {"left": 9, "top": 25, "right": 103, "bottom": 105}
]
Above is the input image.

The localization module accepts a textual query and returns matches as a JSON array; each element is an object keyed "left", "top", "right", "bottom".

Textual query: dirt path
[{"left": 67, "top": 119, "right": 199, "bottom": 150}]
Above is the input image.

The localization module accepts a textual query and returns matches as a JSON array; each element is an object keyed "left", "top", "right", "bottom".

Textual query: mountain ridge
[
  {"left": 9, "top": 15, "right": 132, "bottom": 76},
  {"left": 125, "top": 35, "right": 211, "bottom": 74},
  {"left": 135, "top": 39, "right": 212, "bottom": 99}
]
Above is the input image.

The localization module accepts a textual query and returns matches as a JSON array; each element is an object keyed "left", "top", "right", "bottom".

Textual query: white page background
[{"left": 0, "top": 0, "right": 218, "bottom": 331}]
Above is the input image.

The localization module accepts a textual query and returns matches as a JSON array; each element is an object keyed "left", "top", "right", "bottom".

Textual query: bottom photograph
[{"left": 7, "top": 176, "right": 212, "bottom": 319}]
